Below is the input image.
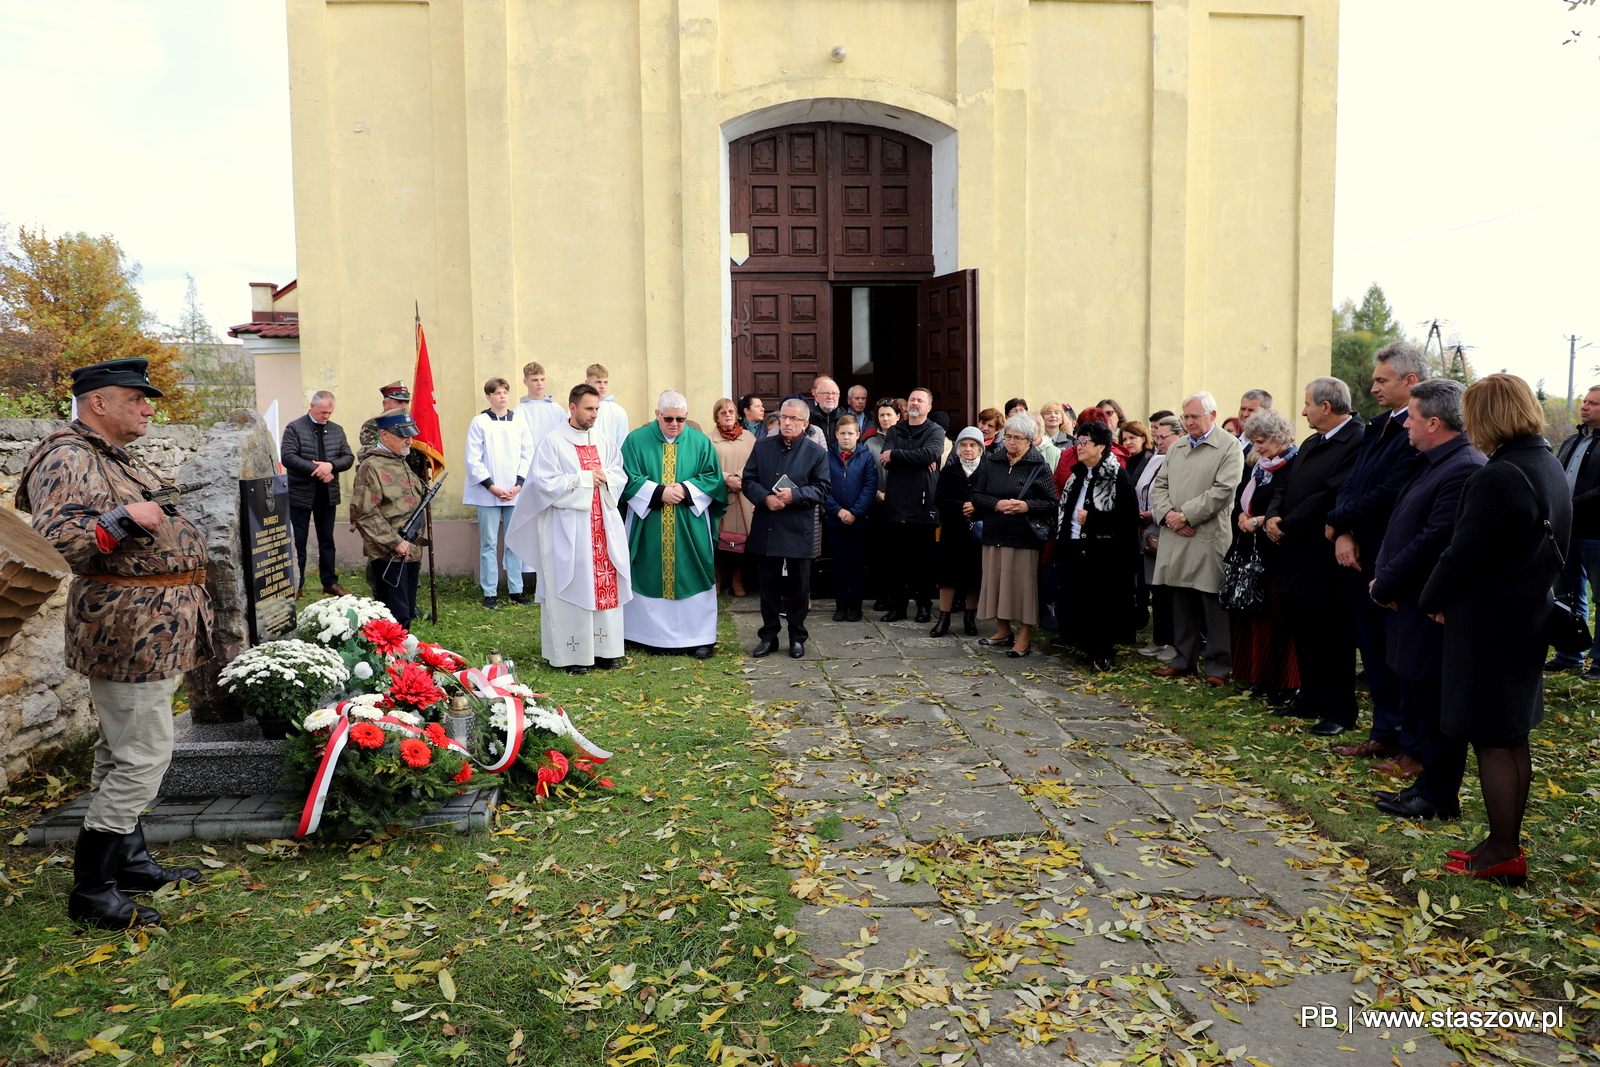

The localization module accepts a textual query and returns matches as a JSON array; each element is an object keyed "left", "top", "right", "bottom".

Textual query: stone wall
[{"left": 0, "top": 419, "right": 207, "bottom": 791}]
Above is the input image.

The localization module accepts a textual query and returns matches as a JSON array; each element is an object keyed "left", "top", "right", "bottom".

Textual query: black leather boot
[
  {"left": 929, "top": 611, "right": 951, "bottom": 637},
  {"left": 845, "top": 602, "right": 863, "bottom": 622},
  {"left": 962, "top": 609, "right": 978, "bottom": 635},
  {"left": 832, "top": 603, "right": 848, "bottom": 622},
  {"left": 915, "top": 602, "right": 932, "bottom": 624},
  {"left": 117, "top": 821, "right": 203, "bottom": 893},
  {"left": 880, "top": 603, "right": 907, "bottom": 622},
  {"left": 69, "top": 828, "right": 161, "bottom": 929}
]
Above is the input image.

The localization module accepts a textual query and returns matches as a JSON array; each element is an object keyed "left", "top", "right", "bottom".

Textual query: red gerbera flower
[
  {"left": 399, "top": 737, "right": 432, "bottom": 767},
  {"left": 417, "top": 642, "right": 467, "bottom": 673},
  {"left": 360, "top": 618, "right": 410, "bottom": 656},
  {"left": 424, "top": 723, "right": 449, "bottom": 747},
  {"left": 387, "top": 661, "right": 445, "bottom": 711},
  {"left": 452, "top": 761, "right": 473, "bottom": 784},
  {"left": 349, "top": 721, "right": 385, "bottom": 749}
]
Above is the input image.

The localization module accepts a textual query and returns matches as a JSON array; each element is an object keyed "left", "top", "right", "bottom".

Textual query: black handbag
[
  {"left": 1017, "top": 464, "right": 1056, "bottom": 544},
  {"left": 1507, "top": 464, "right": 1590, "bottom": 656},
  {"left": 1219, "top": 533, "right": 1268, "bottom": 613}
]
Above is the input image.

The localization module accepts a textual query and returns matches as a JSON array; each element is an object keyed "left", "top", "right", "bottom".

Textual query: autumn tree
[
  {"left": 1330, "top": 282, "right": 1402, "bottom": 419},
  {"left": 0, "top": 226, "right": 195, "bottom": 420}
]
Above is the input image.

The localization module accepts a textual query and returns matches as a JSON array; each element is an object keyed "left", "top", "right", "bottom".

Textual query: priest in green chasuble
[{"left": 620, "top": 390, "right": 728, "bottom": 658}]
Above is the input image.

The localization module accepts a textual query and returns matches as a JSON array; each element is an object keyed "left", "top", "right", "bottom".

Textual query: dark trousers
[
  {"left": 367, "top": 559, "right": 420, "bottom": 629},
  {"left": 1150, "top": 582, "right": 1174, "bottom": 646},
  {"left": 291, "top": 486, "right": 338, "bottom": 589},
  {"left": 829, "top": 524, "right": 868, "bottom": 605},
  {"left": 1171, "top": 587, "right": 1232, "bottom": 678},
  {"left": 1353, "top": 603, "right": 1404, "bottom": 746},
  {"left": 757, "top": 555, "right": 812, "bottom": 643},
  {"left": 1285, "top": 593, "right": 1357, "bottom": 727},
  {"left": 1060, "top": 542, "right": 1117, "bottom": 661},
  {"left": 1404, "top": 678, "right": 1469, "bottom": 806},
  {"left": 886, "top": 522, "right": 937, "bottom": 607}
]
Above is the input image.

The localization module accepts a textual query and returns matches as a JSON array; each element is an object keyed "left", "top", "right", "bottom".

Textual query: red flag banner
[{"left": 411, "top": 315, "right": 446, "bottom": 477}]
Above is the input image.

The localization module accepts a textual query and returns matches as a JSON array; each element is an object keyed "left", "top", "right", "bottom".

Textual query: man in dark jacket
[
  {"left": 743, "top": 398, "right": 831, "bottom": 658},
  {"left": 1265, "top": 378, "right": 1365, "bottom": 736},
  {"left": 1325, "top": 342, "right": 1426, "bottom": 768},
  {"left": 1547, "top": 384, "right": 1600, "bottom": 676},
  {"left": 878, "top": 386, "right": 947, "bottom": 622},
  {"left": 281, "top": 390, "right": 356, "bottom": 596},
  {"left": 1368, "top": 379, "right": 1484, "bottom": 820},
  {"left": 808, "top": 376, "right": 846, "bottom": 446}
]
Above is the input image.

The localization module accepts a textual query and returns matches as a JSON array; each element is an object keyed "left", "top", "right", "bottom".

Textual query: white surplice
[
  {"left": 594, "top": 395, "right": 631, "bottom": 452},
  {"left": 506, "top": 421, "right": 632, "bottom": 667}
]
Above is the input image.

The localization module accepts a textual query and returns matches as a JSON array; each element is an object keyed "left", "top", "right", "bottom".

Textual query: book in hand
[{"left": 772, "top": 474, "right": 797, "bottom": 492}]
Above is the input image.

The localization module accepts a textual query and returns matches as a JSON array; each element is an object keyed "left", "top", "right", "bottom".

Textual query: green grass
[
  {"left": 0, "top": 573, "right": 853, "bottom": 1066},
  {"left": 1051, "top": 628, "right": 1600, "bottom": 1002}
]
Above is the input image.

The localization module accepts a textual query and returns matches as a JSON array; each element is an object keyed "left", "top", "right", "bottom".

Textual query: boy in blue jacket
[{"left": 825, "top": 415, "right": 878, "bottom": 621}]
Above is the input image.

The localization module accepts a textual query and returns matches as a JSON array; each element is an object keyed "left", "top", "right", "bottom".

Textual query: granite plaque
[{"left": 241, "top": 474, "right": 296, "bottom": 642}]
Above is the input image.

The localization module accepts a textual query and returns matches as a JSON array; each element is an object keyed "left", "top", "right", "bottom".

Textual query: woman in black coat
[
  {"left": 1227, "top": 409, "right": 1301, "bottom": 705},
  {"left": 970, "top": 415, "right": 1060, "bottom": 657},
  {"left": 1419, "top": 375, "right": 1570, "bottom": 887},
  {"left": 931, "top": 428, "right": 987, "bottom": 637},
  {"left": 1056, "top": 420, "right": 1138, "bottom": 670}
]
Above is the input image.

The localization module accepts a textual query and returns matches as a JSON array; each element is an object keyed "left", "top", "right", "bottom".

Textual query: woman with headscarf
[
  {"left": 931, "top": 427, "right": 987, "bottom": 636},
  {"left": 1057, "top": 420, "right": 1139, "bottom": 670}
]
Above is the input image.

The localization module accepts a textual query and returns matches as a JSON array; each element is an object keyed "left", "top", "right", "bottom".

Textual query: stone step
[{"left": 27, "top": 787, "right": 498, "bottom": 845}]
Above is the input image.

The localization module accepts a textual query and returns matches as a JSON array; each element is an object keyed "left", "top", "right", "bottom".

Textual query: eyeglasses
[
  {"left": 1002, "top": 433, "right": 1031, "bottom": 443},
  {"left": 660, "top": 415, "right": 687, "bottom": 423},
  {"left": 778, "top": 414, "right": 807, "bottom": 422}
]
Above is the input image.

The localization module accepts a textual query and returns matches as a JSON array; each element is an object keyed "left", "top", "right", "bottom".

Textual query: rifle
[
  {"left": 124, "top": 482, "right": 208, "bottom": 540},
  {"left": 383, "top": 473, "right": 448, "bottom": 580}
]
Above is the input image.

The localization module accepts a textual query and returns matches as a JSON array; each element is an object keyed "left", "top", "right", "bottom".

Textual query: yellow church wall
[{"left": 286, "top": 0, "right": 1338, "bottom": 524}]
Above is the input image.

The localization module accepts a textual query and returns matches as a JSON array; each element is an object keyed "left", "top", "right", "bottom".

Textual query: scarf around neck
[
  {"left": 1085, "top": 454, "right": 1119, "bottom": 513},
  {"left": 717, "top": 422, "right": 745, "bottom": 441},
  {"left": 1241, "top": 444, "right": 1295, "bottom": 516}
]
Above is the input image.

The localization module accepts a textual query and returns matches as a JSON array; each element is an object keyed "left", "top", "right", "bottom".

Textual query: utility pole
[{"left": 1567, "top": 335, "right": 1593, "bottom": 421}]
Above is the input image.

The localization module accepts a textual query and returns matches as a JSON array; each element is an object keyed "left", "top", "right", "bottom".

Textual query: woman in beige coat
[{"left": 711, "top": 398, "right": 757, "bottom": 596}]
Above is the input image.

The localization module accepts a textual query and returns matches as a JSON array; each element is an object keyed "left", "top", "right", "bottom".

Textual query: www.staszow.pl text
[{"left": 1300, "top": 1006, "right": 1566, "bottom": 1033}]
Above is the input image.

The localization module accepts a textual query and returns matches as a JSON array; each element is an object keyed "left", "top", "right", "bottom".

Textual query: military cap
[
  {"left": 374, "top": 412, "right": 420, "bottom": 438},
  {"left": 379, "top": 381, "right": 411, "bottom": 402},
  {"left": 70, "top": 358, "right": 165, "bottom": 398}
]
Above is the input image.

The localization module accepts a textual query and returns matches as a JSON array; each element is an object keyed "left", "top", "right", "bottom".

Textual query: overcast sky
[{"left": 0, "top": 0, "right": 1595, "bottom": 399}]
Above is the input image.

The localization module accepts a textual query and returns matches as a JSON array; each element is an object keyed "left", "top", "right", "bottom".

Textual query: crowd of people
[{"left": 273, "top": 354, "right": 1587, "bottom": 890}]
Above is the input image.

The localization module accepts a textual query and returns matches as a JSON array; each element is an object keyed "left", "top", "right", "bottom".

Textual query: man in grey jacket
[{"left": 281, "top": 391, "right": 355, "bottom": 596}]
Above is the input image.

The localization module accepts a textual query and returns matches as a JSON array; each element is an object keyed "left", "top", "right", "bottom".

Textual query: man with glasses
[
  {"left": 742, "top": 398, "right": 831, "bottom": 658},
  {"left": 619, "top": 391, "right": 728, "bottom": 660},
  {"left": 809, "top": 376, "right": 846, "bottom": 446},
  {"left": 1151, "top": 392, "right": 1245, "bottom": 686}
]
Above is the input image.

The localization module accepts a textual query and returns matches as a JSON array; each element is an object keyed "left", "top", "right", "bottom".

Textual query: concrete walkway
[{"left": 732, "top": 600, "right": 1581, "bottom": 1067}]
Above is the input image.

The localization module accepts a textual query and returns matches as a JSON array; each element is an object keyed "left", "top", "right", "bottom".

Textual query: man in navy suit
[
  {"left": 1368, "top": 379, "right": 1484, "bottom": 819},
  {"left": 1265, "top": 378, "right": 1365, "bottom": 736},
  {"left": 1325, "top": 343, "right": 1427, "bottom": 771}
]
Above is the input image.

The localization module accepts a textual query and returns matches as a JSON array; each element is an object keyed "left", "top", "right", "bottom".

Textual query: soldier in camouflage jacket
[
  {"left": 351, "top": 413, "right": 427, "bottom": 626},
  {"left": 16, "top": 359, "right": 208, "bottom": 929}
]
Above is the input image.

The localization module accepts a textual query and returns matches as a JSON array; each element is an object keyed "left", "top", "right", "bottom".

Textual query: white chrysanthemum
[
  {"left": 220, "top": 640, "right": 349, "bottom": 694},
  {"left": 353, "top": 661, "right": 374, "bottom": 680},
  {"left": 348, "top": 693, "right": 383, "bottom": 707},
  {"left": 385, "top": 708, "right": 423, "bottom": 727},
  {"left": 302, "top": 707, "right": 338, "bottom": 732},
  {"left": 348, "top": 705, "right": 382, "bottom": 720}
]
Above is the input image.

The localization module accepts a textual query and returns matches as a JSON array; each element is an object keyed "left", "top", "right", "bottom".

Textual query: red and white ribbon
[{"left": 297, "top": 703, "right": 472, "bottom": 837}]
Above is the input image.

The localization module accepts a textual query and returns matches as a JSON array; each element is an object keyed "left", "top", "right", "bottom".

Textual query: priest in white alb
[
  {"left": 619, "top": 390, "right": 727, "bottom": 659},
  {"left": 505, "top": 383, "right": 632, "bottom": 675}
]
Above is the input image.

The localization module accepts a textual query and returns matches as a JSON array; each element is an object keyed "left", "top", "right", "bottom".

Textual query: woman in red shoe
[{"left": 1420, "top": 374, "right": 1569, "bottom": 886}]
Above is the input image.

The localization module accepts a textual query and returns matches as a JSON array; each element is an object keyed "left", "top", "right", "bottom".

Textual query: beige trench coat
[
  {"left": 1150, "top": 429, "right": 1245, "bottom": 594},
  {"left": 712, "top": 429, "right": 757, "bottom": 540}
]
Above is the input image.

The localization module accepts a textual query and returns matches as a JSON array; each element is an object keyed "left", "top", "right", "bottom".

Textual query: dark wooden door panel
[
  {"left": 733, "top": 278, "right": 833, "bottom": 407},
  {"left": 730, "top": 127, "right": 830, "bottom": 273},
  {"left": 829, "top": 125, "right": 934, "bottom": 275},
  {"left": 919, "top": 270, "right": 978, "bottom": 430}
]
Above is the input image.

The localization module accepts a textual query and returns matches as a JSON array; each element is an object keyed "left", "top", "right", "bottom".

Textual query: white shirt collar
[{"left": 1321, "top": 415, "right": 1354, "bottom": 441}]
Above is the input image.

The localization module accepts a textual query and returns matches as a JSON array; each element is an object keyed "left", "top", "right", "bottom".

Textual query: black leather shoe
[
  {"left": 872, "top": 598, "right": 889, "bottom": 611},
  {"left": 1271, "top": 703, "right": 1320, "bottom": 720},
  {"left": 929, "top": 611, "right": 951, "bottom": 637},
  {"left": 789, "top": 642, "right": 805, "bottom": 659},
  {"left": 845, "top": 604, "right": 863, "bottom": 622},
  {"left": 977, "top": 634, "right": 1015, "bottom": 648},
  {"left": 915, "top": 603, "right": 932, "bottom": 623},
  {"left": 962, "top": 609, "right": 978, "bottom": 635},
  {"left": 116, "top": 821, "right": 203, "bottom": 893},
  {"left": 1308, "top": 720, "right": 1348, "bottom": 737},
  {"left": 594, "top": 657, "right": 622, "bottom": 670},
  {"left": 691, "top": 646, "right": 714, "bottom": 660},
  {"left": 1006, "top": 645, "right": 1033, "bottom": 658},
  {"left": 68, "top": 829, "right": 160, "bottom": 929},
  {"left": 1372, "top": 785, "right": 1422, "bottom": 804},
  {"left": 752, "top": 640, "right": 778, "bottom": 658},
  {"left": 1375, "top": 794, "right": 1461, "bottom": 820},
  {"left": 880, "top": 607, "right": 908, "bottom": 622},
  {"left": 508, "top": 593, "right": 530, "bottom": 605},
  {"left": 1264, "top": 688, "right": 1299, "bottom": 708},
  {"left": 482, "top": 597, "right": 499, "bottom": 610},
  {"left": 832, "top": 605, "right": 848, "bottom": 621},
  {"left": 565, "top": 665, "right": 589, "bottom": 675},
  {"left": 1092, "top": 657, "right": 1114, "bottom": 672}
]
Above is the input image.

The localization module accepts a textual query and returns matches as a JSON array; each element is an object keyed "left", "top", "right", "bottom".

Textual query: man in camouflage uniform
[
  {"left": 18, "top": 358, "right": 209, "bottom": 929},
  {"left": 357, "top": 380, "right": 432, "bottom": 484},
  {"left": 351, "top": 412, "right": 427, "bottom": 626}
]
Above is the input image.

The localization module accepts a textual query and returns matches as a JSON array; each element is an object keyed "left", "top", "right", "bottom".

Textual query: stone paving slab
[
  {"left": 901, "top": 786, "right": 1049, "bottom": 842},
  {"left": 799, "top": 903, "right": 970, "bottom": 974},
  {"left": 28, "top": 789, "right": 497, "bottom": 844}
]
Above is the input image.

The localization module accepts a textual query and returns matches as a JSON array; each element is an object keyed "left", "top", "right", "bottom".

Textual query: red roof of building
[{"left": 228, "top": 321, "right": 300, "bottom": 338}]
